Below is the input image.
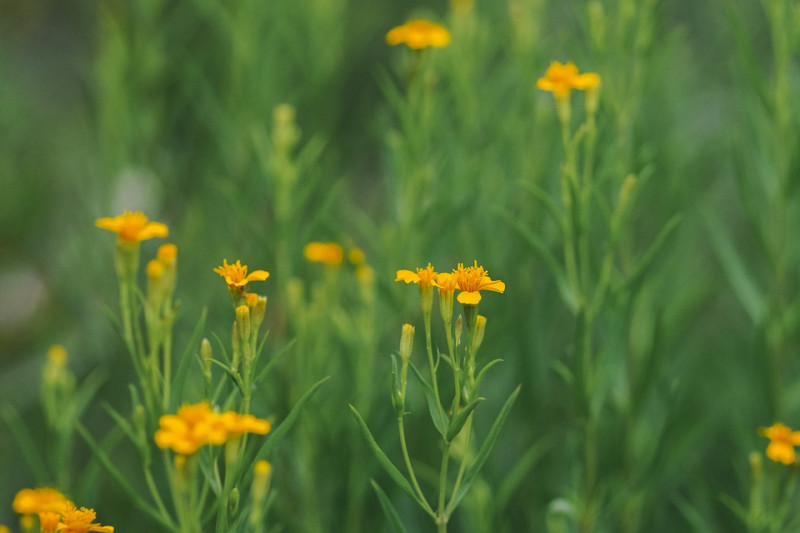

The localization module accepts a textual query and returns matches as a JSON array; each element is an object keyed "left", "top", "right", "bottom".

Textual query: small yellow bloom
[
  {"left": 386, "top": 19, "right": 451, "bottom": 49},
  {"left": 146, "top": 259, "right": 165, "bottom": 281},
  {"left": 348, "top": 247, "right": 366, "bottom": 265},
  {"left": 395, "top": 263, "right": 438, "bottom": 287},
  {"left": 12, "top": 488, "right": 71, "bottom": 515},
  {"left": 48, "top": 345, "right": 68, "bottom": 367},
  {"left": 536, "top": 61, "right": 600, "bottom": 99},
  {"left": 453, "top": 261, "right": 505, "bottom": 305},
  {"left": 57, "top": 504, "right": 114, "bottom": 533},
  {"left": 157, "top": 243, "right": 177, "bottom": 265},
  {"left": 218, "top": 412, "right": 272, "bottom": 437},
  {"left": 760, "top": 423, "right": 800, "bottom": 464},
  {"left": 95, "top": 211, "right": 168, "bottom": 243},
  {"left": 214, "top": 259, "right": 270, "bottom": 289},
  {"left": 0, "top": 525, "right": 10, "bottom": 533},
  {"left": 304, "top": 242, "right": 344, "bottom": 266}
]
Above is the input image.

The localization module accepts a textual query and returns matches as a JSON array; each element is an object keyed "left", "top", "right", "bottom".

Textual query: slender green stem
[
  {"left": 437, "top": 442, "right": 451, "bottom": 533},
  {"left": 446, "top": 414, "right": 473, "bottom": 515},
  {"left": 424, "top": 310, "right": 443, "bottom": 410}
]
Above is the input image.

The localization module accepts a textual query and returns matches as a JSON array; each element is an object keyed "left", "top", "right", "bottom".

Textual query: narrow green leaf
[
  {"left": 519, "top": 181, "right": 565, "bottom": 232},
  {"left": 349, "top": 404, "right": 428, "bottom": 512},
  {"left": 244, "top": 377, "right": 331, "bottom": 482},
  {"left": 704, "top": 212, "right": 766, "bottom": 324},
  {"left": 73, "top": 369, "right": 108, "bottom": 419},
  {"left": 617, "top": 214, "right": 682, "bottom": 296},
  {"left": 254, "top": 338, "right": 296, "bottom": 384},
  {"left": 75, "top": 422, "right": 178, "bottom": 531},
  {"left": 371, "top": 479, "right": 408, "bottom": 533},
  {"left": 409, "top": 362, "right": 448, "bottom": 436},
  {"left": 450, "top": 385, "right": 520, "bottom": 511},
  {"left": 170, "top": 308, "right": 207, "bottom": 411},
  {"left": 211, "top": 331, "right": 233, "bottom": 367},
  {"left": 474, "top": 359, "right": 503, "bottom": 392},
  {"left": 0, "top": 402, "right": 50, "bottom": 484},
  {"left": 207, "top": 357, "right": 244, "bottom": 393},
  {"left": 446, "top": 397, "right": 484, "bottom": 442},
  {"left": 101, "top": 402, "right": 138, "bottom": 446},
  {"left": 495, "top": 436, "right": 554, "bottom": 509}
]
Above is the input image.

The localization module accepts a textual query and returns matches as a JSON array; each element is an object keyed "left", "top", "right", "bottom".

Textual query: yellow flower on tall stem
[
  {"left": 397, "top": 263, "right": 438, "bottom": 314},
  {"left": 536, "top": 61, "right": 600, "bottom": 99},
  {"left": 214, "top": 260, "right": 270, "bottom": 302},
  {"left": 452, "top": 261, "right": 505, "bottom": 305},
  {"left": 760, "top": 423, "right": 800, "bottom": 464},
  {"left": 386, "top": 20, "right": 451, "bottom": 49},
  {"left": 57, "top": 504, "right": 114, "bottom": 533},
  {"left": 95, "top": 211, "right": 168, "bottom": 243},
  {"left": 12, "top": 488, "right": 71, "bottom": 515},
  {"left": 304, "top": 242, "right": 344, "bottom": 266}
]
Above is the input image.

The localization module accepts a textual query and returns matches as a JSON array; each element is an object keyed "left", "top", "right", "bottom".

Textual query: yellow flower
[
  {"left": 386, "top": 20, "right": 451, "bottom": 50},
  {"left": 57, "top": 504, "right": 114, "bottom": 533},
  {"left": 760, "top": 423, "right": 800, "bottom": 464},
  {"left": 95, "top": 211, "right": 168, "bottom": 243},
  {"left": 304, "top": 242, "right": 344, "bottom": 266},
  {"left": 48, "top": 345, "right": 68, "bottom": 367},
  {"left": 453, "top": 261, "right": 505, "bottom": 304},
  {"left": 39, "top": 511, "right": 61, "bottom": 532},
  {"left": 12, "top": 488, "right": 71, "bottom": 515},
  {"left": 214, "top": 259, "right": 270, "bottom": 289},
  {"left": 157, "top": 243, "right": 177, "bottom": 265},
  {"left": 395, "top": 263, "right": 438, "bottom": 287},
  {"left": 155, "top": 402, "right": 271, "bottom": 455},
  {"left": 348, "top": 247, "right": 366, "bottom": 265},
  {"left": 0, "top": 525, "right": 10, "bottom": 533},
  {"left": 536, "top": 61, "right": 600, "bottom": 99}
]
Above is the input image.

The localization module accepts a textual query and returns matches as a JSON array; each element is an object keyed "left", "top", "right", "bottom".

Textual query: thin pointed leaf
[
  {"left": 170, "top": 308, "right": 207, "bottom": 411},
  {"left": 75, "top": 422, "right": 178, "bottom": 531},
  {"left": 371, "top": 479, "right": 408, "bottom": 533},
  {"left": 617, "top": 214, "right": 682, "bottom": 296},
  {"left": 495, "top": 436, "right": 554, "bottom": 509},
  {"left": 446, "top": 397, "right": 484, "bottom": 442},
  {"left": 207, "top": 357, "right": 244, "bottom": 393},
  {"left": 474, "top": 359, "right": 503, "bottom": 392},
  {"left": 349, "top": 404, "right": 429, "bottom": 513},
  {"left": 211, "top": 331, "right": 232, "bottom": 367},
  {"left": 451, "top": 385, "right": 520, "bottom": 511},
  {"left": 409, "top": 362, "right": 448, "bottom": 436},
  {"left": 254, "top": 338, "right": 296, "bottom": 384},
  {"left": 519, "top": 181, "right": 565, "bottom": 232},
  {"left": 0, "top": 402, "right": 50, "bottom": 484},
  {"left": 73, "top": 369, "right": 108, "bottom": 419},
  {"left": 101, "top": 402, "right": 139, "bottom": 446}
]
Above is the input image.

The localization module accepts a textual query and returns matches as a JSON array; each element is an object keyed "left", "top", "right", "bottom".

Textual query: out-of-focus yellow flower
[
  {"left": 57, "top": 504, "right": 114, "bottom": 533},
  {"left": 157, "top": 243, "right": 177, "bottom": 265},
  {"left": 386, "top": 20, "right": 451, "bottom": 49},
  {"left": 39, "top": 511, "right": 61, "bottom": 532},
  {"left": 453, "top": 261, "right": 505, "bottom": 305},
  {"left": 95, "top": 211, "right": 168, "bottom": 243},
  {"left": 536, "top": 61, "right": 600, "bottom": 99},
  {"left": 214, "top": 259, "right": 270, "bottom": 289},
  {"left": 12, "top": 488, "right": 71, "bottom": 515},
  {"left": 760, "top": 423, "right": 800, "bottom": 464},
  {"left": 155, "top": 402, "right": 270, "bottom": 455},
  {"left": 0, "top": 525, "right": 10, "bottom": 533},
  {"left": 147, "top": 259, "right": 165, "bottom": 281},
  {"left": 348, "top": 247, "right": 366, "bottom": 265},
  {"left": 356, "top": 264, "right": 375, "bottom": 284},
  {"left": 48, "top": 345, "right": 68, "bottom": 367},
  {"left": 304, "top": 242, "right": 344, "bottom": 266},
  {"left": 396, "top": 263, "right": 438, "bottom": 287}
]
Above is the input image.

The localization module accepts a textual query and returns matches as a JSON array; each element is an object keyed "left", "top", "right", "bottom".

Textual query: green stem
[
  {"left": 446, "top": 413, "right": 473, "bottom": 515},
  {"left": 437, "top": 442, "right": 451, "bottom": 533},
  {"left": 398, "top": 417, "right": 434, "bottom": 517},
  {"left": 424, "top": 310, "right": 443, "bottom": 411}
]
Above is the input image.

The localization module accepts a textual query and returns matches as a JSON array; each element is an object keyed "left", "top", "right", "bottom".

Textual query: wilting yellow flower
[
  {"left": 155, "top": 402, "right": 270, "bottom": 455},
  {"left": 214, "top": 259, "right": 270, "bottom": 289},
  {"left": 57, "top": 504, "right": 114, "bottom": 533},
  {"left": 453, "top": 261, "right": 505, "bottom": 304},
  {"left": 304, "top": 242, "right": 344, "bottom": 266},
  {"left": 386, "top": 20, "right": 451, "bottom": 49},
  {"left": 396, "top": 263, "right": 438, "bottom": 287},
  {"left": 95, "top": 211, "right": 168, "bottom": 243},
  {"left": 536, "top": 61, "right": 600, "bottom": 99},
  {"left": 760, "top": 423, "right": 800, "bottom": 464},
  {"left": 12, "top": 487, "right": 71, "bottom": 515}
]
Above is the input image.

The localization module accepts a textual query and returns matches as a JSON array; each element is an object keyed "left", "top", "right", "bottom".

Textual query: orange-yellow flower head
[
  {"left": 396, "top": 263, "right": 438, "bottom": 287},
  {"left": 760, "top": 423, "right": 800, "bottom": 464},
  {"left": 155, "top": 401, "right": 271, "bottom": 455},
  {"left": 453, "top": 261, "right": 505, "bottom": 305},
  {"left": 12, "top": 488, "right": 71, "bottom": 515},
  {"left": 536, "top": 61, "right": 600, "bottom": 99},
  {"left": 214, "top": 259, "right": 270, "bottom": 289},
  {"left": 386, "top": 19, "right": 451, "bottom": 50},
  {"left": 57, "top": 503, "right": 114, "bottom": 533},
  {"left": 39, "top": 511, "right": 61, "bottom": 532},
  {"left": 304, "top": 242, "right": 344, "bottom": 266},
  {"left": 95, "top": 211, "right": 168, "bottom": 243}
]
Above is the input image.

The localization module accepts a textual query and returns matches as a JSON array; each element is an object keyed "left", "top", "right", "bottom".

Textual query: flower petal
[
  {"left": 395, "top": 270, "right": 420, "bottom": 283},
  {"left": 457, "top": 291, "right": 482, "bottom": 305}
]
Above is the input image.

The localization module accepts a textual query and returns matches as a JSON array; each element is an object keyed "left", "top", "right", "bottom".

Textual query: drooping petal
[{"left": 396, "top": 270, "right": 420, "bottom": 283}]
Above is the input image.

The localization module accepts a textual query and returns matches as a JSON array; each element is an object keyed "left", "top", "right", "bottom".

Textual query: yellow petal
[
  {"left": 457, "top": 291, "right": 482, "bottom": 305},
  {"left": 396, "top": 270, "right": 420, "bottom": 283}
]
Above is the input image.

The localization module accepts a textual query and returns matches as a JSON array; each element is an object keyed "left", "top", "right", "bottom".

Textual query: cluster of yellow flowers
[
  {"left": 155, "top": 401, "right": 271, "bottom": 456},
  {"left": 760, "top": 422, "right": 800, "bottom": 464},
  {"left": 12, "top": 488, "right": 113, "bottom": 533},
  {"left": 304, "top": 241, "right": 374, "bottom": 282},
  {"left": 396, "top": 260, "right": 505, "bottom": 305}
]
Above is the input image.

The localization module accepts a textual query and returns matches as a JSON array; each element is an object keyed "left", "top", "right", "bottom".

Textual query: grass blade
[{"left": 371, "top": 479, "right": 408, "bottom": 533}]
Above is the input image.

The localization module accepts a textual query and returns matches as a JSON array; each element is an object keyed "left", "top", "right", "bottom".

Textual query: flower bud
[
  {"left": 399, "top": 324, "right": 415, "bottom": 362},
  {"left": 473, "top": 315, "right": 487, "bottom": 354},
  {"left": 236, "top": 305, "right": 251, "bottom": 343}
]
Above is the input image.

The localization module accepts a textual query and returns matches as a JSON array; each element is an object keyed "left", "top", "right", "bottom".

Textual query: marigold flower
[
  {"left": 396, "top": 263, "right": 438, "bottom": 287},
  {"left": 386, "top": 19, "right": 451, "bottom": 49},
  {"left": 39, "top": 511, "right": 61, "bottom": 532},
  {"left": 155, "top": 402, "right": 271, "bottom": 455},
  {"left": 214, "top": 259, "right": 270, "bottom": 289},
  {"left": 12, "top": 488, "right": 71, "bottom": 515},
  {"left": 453, "top": 261, "right": 505, "bottom": 305},
  {"left": 57, "top": 504, "right": 114, "bottom": 533},
  {"left": 760, "top": 423, "right": 800, "bottom": 464},
  {"left": 95, "top": 211, "right": 168, "bottom": 243},
  {"left": 304, "top": 242, "right": 344, "bottom": 266},
  {"left": 157, "top": 243, "right": 177, "bottom": 265},
  {"left": 536, "top": 61, "right": 600, "bottom": 99}
]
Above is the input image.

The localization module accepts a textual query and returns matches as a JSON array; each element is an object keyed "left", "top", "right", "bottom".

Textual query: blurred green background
[{"left": 2, "top": 0, "right": 799, "bottom": 531}]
